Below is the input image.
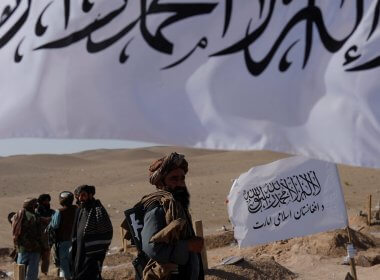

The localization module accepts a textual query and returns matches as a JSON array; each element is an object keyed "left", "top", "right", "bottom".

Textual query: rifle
[{"left": 122, "top": 203, "right": 151, "bottom": 280}]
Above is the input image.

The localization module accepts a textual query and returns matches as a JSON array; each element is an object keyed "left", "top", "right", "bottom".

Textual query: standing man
[
  {"left": 36, "top": 194, "right": 55, "bottom": 218},
  {"left": 49, "top": 191, "right": 77, "bottom": 280},
  {"left": 36, "top": 194, "right": 55, "bottom": 275},
  {"left": 12, "top": 198, "right": 44, "bottom": 280},
  {"left": 71, "top": 185, "right": 113, "bottom": 280},
  {"left": 141, "top": 152, "right": 204, "bottom": 280}
]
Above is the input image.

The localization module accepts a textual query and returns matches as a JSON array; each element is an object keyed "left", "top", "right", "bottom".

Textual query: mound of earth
[
  {"left": 290, "top": 228, "right": 376, "bottom": 257},
  {"left": 0, "top": 248, "right": 11, "bottom": 258},
  {"left": 102, "top": 265, "right": 135, "bottom": 280},
  {"left": 103, "top": 251, "right": 136, "bottom": 267},
  {"left": 241, "top": 228, "right": 377, "bottom": 259},
  {"left": 355, "top": 254, "right": 380, "bottom": 267},
  {"left": 102, "top": 251, "right": 136, "bottom": 280},
  {"left": 206, "top": 258, "right": 296, "bottom": 280},
  {"left": 349, "top": 215, "right": 368, "bottom": 229},
  {"left": 205, "top": 231, "right": 235, "bottom": 250}
]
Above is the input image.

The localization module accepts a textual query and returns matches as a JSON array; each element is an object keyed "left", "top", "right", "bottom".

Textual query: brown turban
[
  {"left": 23, "top": 198, "right": 38, "bottom": 211},
  {"left": 149, "top": 152, "right": 188, "bottom": 187}
]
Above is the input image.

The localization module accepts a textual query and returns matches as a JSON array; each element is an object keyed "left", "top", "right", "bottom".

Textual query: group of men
[
  {"left": 11, "top": 185, "right": 113, "bottom": 280},
  {"left": 10, "top": 152, "right": 204, "bottom": 280}
]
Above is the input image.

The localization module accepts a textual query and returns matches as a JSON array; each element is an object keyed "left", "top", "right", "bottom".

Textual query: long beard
[
  {"left": 169, "top": 186, "right": 190, "bottom": 210},
  {"left": 80, "top": 199, "right": 94, "bottom": 209}
]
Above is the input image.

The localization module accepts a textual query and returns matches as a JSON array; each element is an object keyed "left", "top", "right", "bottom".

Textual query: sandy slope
[{"left": 0, "top": 147, "right": 379, "bottom": 279}]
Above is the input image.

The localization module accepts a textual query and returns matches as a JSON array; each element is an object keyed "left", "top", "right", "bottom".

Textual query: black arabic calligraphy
[
  {"left": 252, "top": 201, "right": 324, "bottom": 230},
  {"left": 0, "top": 0, "right": 378, "bottom": 71},
  {"left": 243, "top": 170, "right": 322, "bottom": 214}
]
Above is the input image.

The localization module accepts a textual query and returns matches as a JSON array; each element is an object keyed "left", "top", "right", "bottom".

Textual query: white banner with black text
[{"left": 227, "top": 156, "right": 348, "bottom": 247}]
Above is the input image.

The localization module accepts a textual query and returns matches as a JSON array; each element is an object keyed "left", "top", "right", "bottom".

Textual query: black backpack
[{"left": 123, "top": 202, "right": 158, "bottom": 280}]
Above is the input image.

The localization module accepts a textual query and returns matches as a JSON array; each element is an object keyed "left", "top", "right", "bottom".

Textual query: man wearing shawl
[
  {"left": 141, "top": 152, "right": 204, "bottom": 280},
  {"left": 71, "top": 185, "right": 113, "bottom": 280},
  {"left": 12, "top": 198, "right": 44, "bottom": 280}
]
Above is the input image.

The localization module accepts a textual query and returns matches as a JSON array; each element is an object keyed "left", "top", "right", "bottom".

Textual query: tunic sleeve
[{"left": 141, "top": 206, "right": 189, "bottom": 265}]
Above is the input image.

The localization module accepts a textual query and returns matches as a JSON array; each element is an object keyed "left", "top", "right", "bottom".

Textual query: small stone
[
  {"left": 220, "top": 256, "right": 244, "bottom": 265},
  {"left": 0, "top": 270, "right": 8, "bottom": 278}
]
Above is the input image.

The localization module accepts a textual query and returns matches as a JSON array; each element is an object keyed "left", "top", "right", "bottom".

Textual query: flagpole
[{"left": 346, "top": 226, "right": 358, "bottom": 280}]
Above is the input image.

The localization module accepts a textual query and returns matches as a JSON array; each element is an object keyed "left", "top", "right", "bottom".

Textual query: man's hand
[{"left": 187, "top": 237, "right": 204, "bottom": 253}]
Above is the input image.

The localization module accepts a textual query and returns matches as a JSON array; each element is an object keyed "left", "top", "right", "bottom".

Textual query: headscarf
[
  {"left": 74, "top": 186, "right": 81, "bottom": 198},
  {"left": 149, "top": 152, "right": 188, "bottom": 187},
  {"left": 8, "top": 212, "right": 16, "bottom": 224},
  {"left": 12, "top": 210, "right": 24, "bottom": 243}
]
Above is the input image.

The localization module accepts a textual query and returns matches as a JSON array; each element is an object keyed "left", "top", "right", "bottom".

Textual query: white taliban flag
[
  {"left": 227, "top": 156, "right": 348, "bottom": 247},
  {"left": 0, "top": 1, "right": 380, "bottom": 167}
]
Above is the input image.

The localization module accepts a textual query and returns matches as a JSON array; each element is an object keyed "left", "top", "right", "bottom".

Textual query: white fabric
[
  {"left": 347, "top": 243, "right": 357, "bottom": 258},
  {"left": 227, "top": 156, "right": 348, "bottom": 247},
  {"left": 0, "top": 1, "right": 380, "bottom": 167}
]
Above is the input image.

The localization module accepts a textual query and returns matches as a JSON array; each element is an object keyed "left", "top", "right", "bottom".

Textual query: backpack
[{"left": 123, "top": 202, "right": 158, "bottom": 280}]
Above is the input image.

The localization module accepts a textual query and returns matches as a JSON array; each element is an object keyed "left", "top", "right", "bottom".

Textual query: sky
[{"left": 0, "top": 138, "right": 158, "bottom": 156}]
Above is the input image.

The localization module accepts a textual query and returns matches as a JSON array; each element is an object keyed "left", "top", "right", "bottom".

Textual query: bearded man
[
  {"left": 71, "top": 185, "right": 113, "bottom": 280},
  {"left": 141, "top": 152, "right": 204, "bottom": 280}
]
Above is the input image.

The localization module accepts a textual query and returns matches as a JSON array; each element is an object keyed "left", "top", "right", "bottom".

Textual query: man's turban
[
  {"left": 23, "top": 198, "right": 38, "bottom": 210},
  {"left": 59, "top": 191, "right": 74, "bottom": 206},
  {"left": 149, "top": 152, "right": 188, "bottom": 186},
  {"left": 76, "top": 184, "right": 96, "bottom": 195},
  {"left": 38, "top": 193, "right": 51, "bottom": 204}
]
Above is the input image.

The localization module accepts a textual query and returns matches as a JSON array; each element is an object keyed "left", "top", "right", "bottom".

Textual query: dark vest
[{"left": 56, "top": 205, "right": 77, "bottom": 242}]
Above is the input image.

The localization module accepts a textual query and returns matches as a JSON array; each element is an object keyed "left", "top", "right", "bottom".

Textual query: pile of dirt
[
  {"left": 349, "top": 215, "right": 368, "bottom": 229},
  {"left": 0, "top": 248, "right": 11, "bottom": 258},
  {"left": 103, "top": 257, "right": 297, "bottom": 280},
  {"left": 241, "top": 228, "right": 377, "bottom": 259},
  {"left": 101, "top": 251, "right": 136, "bottom": 280},
  {"left": 206, "top": 258, "right": 296, "bottom": 280},
  {"left": 103, "top": 251, "right": 136, "bottom": 266},
  {"left": 291, "top": 228, "right": 376, "bottom": 257},
  {"left": 205, "top": 231, "right": 235, "bottom": 250},
  {"left": 102, "top": 265, "right": 135, "bottom": 280},
  {"left": 355, "top": 254, "right": 380, "bottom": 267}
]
